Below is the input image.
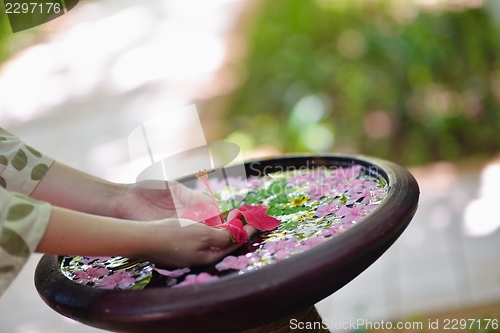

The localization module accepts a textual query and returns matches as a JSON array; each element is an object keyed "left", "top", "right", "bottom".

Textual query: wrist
[{"left": 129, "top": 220, "right": 168, "bottom": 262}]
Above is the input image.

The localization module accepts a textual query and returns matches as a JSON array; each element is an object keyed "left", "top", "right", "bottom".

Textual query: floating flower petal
[
  {"left": 174, "top": 272, "right": 219, "bottom": 287},
  {"left": 94, "top": 271, "right": 135, "bottom": 290},
  {"left": 74, "top": 267, "right": 109, "bottom": 284},
  {"left": 215, "top": 255, "right": 249, "bottom": 271}
]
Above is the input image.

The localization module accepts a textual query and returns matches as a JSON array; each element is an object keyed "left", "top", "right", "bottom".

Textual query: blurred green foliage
[
  {"left": 0, "top": 10, "right": 12, "bottom": 64},
  {"left": 223, "top": 0, "right": 500, "bottom": 166}
]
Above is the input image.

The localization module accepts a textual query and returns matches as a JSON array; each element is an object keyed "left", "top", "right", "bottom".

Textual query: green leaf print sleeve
[
  {"left": 0, "top": 128, "right": 54, "bottom": 196},
  {"left": 0, "top": 187, "right": 51, "bottom": 296},
  {"left": 0, "top": 128, "right": 53, "bottom": 296}
]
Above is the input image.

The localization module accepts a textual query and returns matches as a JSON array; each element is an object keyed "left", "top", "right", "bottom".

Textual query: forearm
[
  {"left": 36, "top": 205, "right": 145, "bottom": 258},
  {"left": 30, "top": 161, "right": 127, "bottom": 217},
  {"left": 35, "top": 205, "right": 237, "bottom": 267}
]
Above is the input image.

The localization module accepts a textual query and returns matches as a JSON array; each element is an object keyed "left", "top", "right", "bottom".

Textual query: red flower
[
  {"left": 182, "top": 202, "right": 280, "bottom": 244},
  {"left": 229, "top": 204, "right": 280, "bottom": 231},
  {"left": 215, "top": 217, "right": 248, "bottom": 244},
  {"left": 180, "top": 202, "right": 222, "bottom": 227},
  {"left": 182, "top": 170, "right": 281, "bottom": 244}
]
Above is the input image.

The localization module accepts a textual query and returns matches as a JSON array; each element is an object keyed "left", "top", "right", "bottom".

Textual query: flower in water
[
  {"left": 153, "top": 267, "right": 190, "bottom": 278},
  {"left": 185, "top": 170, "right": 281, "bottom": 243},
  {"left": 231, "top": 204, "right": 281, "bottom": 231},
  {"left": 315, "top": 201, "right": 341, "bottom": 218},
  {"left": 74, "top": 267, "right": 109, "bottom": 284},
  {"left": 336, "top": 205, "right": 364, "bottom": 223},
  {"left": 182, "top": 202, "right": 279, "bottom": 244},
  {"left": 271, "top": 239, "right": 301, "bottom": 261},
  {"left": 295, "top": 237, "right": 325, "bottom": 252},
  {"left": 350, "top": 187, "right": 374, "bottom": 204},
  {"left": 263, "top": 238, "right": 298, "bottom": 255},
  {"left": 216, "top": 217, "right": 248, "bottom": 244},
  {"left": 319, "top": 225, "right": 341, "bottom": 237},
  {"left": 94, "top": 271, "right": 136, "bottom": 290},
  {"left": 336, "top": 203, "right": 378, "bottom": 224},
  {"left": 274, "top": 250, "right": 289, "bottom": 261},
  {"left": 364, "top": 204, "right": 378, "bottom": 214},
  {"left": 287, "top": 174, "right": 309, "bottom": 186},
  {"left": 290, "top": 195, "right": 309, "bottom": 207},
  {"left": 309, "top": 184, "right": 329, "bottom": 200},
  {"left": 81, "top": 256, "right": 112, "bottom": 265},
  {"left": 226, "top": 176, "right": 250, "bottom": 190},
  {"left": 174, "top": 272, "right": 219, "bottom": 287},
  {"left": 247, "top": 176, "right": 263, "bottom": 188},
  {"left": 215, "top": 255, "right": 249, "bottom": 271}
]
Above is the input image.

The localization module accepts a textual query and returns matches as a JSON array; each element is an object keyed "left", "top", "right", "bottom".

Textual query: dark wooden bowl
[{"left": 35, "top": 155, "right": 419, "bottom": 333}]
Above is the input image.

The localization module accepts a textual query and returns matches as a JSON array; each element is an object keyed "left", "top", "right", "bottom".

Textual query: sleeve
[
  {"left": 0, "top": 127, "right": 54, "bottom": 196},
  {"left": 0, "top": 128, "right": 54, "bottom": 296}
]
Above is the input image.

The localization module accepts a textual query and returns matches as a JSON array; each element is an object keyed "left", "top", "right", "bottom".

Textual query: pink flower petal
[
  {"left": 238, "top": 204, "right": 268, "bottom": 215},
  {"left": 248, "top": 177, "right": 263, "bottom": 188},
  {"left": 74, "top": 267, "right": 109, "bottom": 284},
  {"left": 304, "top": 237, "right": 325, "bottom": 247},
  {"left": 81, "top": 256, "right": 112, "bottom": 265},
  {"left": 237, "top": 204, "right": 280, "bottom": 231},
  {"left": 174, "top": 273, "right": 219, "bottom": 287},
  {"left": 264, "top": 238, "right": 298, "bottom": 254},
  {"left": 180, "top": 202, "right": 222, "bottom": 227},
  {"left": 315, "top": 204, "right": 335, "bottom": 218},
  {"left": 364, "top": 204, "right": 379, "bottom": 213},
  {"left": 216, "top": 218, "right": 248, "bottom": 244},
  {"left": 117, "top": 277, "right": 136, "bottom": 289},
  {"left": 215, "top": 255, "right": 249, "bottom": 271},
  {"left": 274, "top": 250, "right": 289, "bottom": 261},
  {"left": 309, "top": 184, "right": 327, "bottom": 200},
  {"left": 226, "top": 209, "right": 242, "bottom": 222},
  {"left": 320, "top": 225, "right": 341, "bottom": 237},
  {"left": 336, "top": 205, "right": 352, "bottom": 217},
  {"left": 195, "top": 272, "right": 218, "bottom": 283},
  {"left": 95, "top": 272, "right": 135, "bottom": 290}
]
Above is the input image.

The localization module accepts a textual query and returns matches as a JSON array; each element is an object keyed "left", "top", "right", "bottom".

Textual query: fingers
[
  {"left": 243, "top": 224, "right": 257, "bottom": 238},
  {"left": 171, "top": 182, "right": 213, "bottom": 206},
  {"left": 159, "top": 216, "right": 256, "bottom": 267},
  {"left": 200, "top": 224, "right": 258, "bottom": 263},
  {"left": 189, "top": 189, "right": 213, "bottom": 205},
  {"left": 207, "top": 227, "right": 236, "bottom": 249},
  {"left": 201, "top": 240, "right": 240, "bottom": 264}
]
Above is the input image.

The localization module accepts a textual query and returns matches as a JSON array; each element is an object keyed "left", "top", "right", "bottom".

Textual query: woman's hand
[
  {"left": 31, "top": 161, "right": 214, "bottom": 222},
  {"left": 138, "top": 219, "right": 255, "bottom": 267},
  {"left": 37, "top": 207, "right": 255, "bottom": 267},
  {"left": 30, "top": 162, "right": 253, "bottom": 266},
  {"left": 114, "top": 180, "right": 213, "bottom": 221}
]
